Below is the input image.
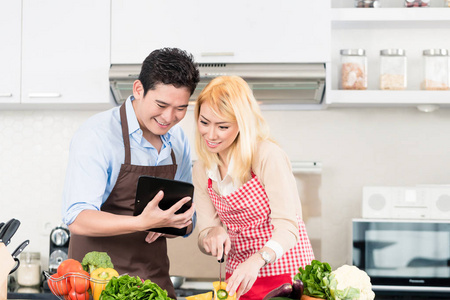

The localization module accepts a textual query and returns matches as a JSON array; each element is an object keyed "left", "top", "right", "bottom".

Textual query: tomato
[
  {"left": 69, "top": 270, "right": 90, "bottom": 294},
  {"left": 57, "top": 259, "right": 84, "bottom": 276},
  {"left": 69, "top": 288, "right": 90, "bottom": 300},
  {"left": 47, "top": 274, "right": 71, "bottom": 296}
]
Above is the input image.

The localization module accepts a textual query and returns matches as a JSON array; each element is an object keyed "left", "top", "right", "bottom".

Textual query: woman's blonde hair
[{"left": 194, "top": 76, "right": 271, "bottom": 183}]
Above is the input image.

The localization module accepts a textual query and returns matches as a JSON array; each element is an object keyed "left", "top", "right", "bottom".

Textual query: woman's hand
[
  {"left": 225, "top": 254, "right": 265, "bottom": 299},
  {"left": 202, "top": 226, "right": 231, "bottom": 260}
]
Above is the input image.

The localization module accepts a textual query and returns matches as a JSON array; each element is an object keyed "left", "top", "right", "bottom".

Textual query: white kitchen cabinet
[
  {"left": 0, "top": 2, "right": 21, "bottom": 104},
  {"left": 20, "top": 0, "right": 111, "bottom": 106},
  {"left": 326, "top": 4, "right": 450, "bottom": 109},
  {"left": 111, "top": 0, "right": 330, "bottom": 64}
]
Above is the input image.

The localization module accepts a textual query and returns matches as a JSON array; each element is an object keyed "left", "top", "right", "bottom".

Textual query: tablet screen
[{"left": 133, "top": 175, "right": 194, "bottom": 236}]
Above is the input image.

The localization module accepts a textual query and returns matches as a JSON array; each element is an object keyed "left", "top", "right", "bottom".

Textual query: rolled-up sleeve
[{"left": 62, "top": 127, "right": 110, "bottom": 225}]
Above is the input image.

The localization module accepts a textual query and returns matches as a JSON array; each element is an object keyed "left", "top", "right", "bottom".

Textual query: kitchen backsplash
[
  {"left": 0, "top": 110, "right": 97, "bottom": 273},
  {"left": 2, "top": 107, "right": 450, "bottom": 279}
]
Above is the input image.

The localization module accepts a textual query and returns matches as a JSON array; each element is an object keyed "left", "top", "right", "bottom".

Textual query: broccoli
[{"left": 81, "top": 251, "right": 114, "bottom": 274}]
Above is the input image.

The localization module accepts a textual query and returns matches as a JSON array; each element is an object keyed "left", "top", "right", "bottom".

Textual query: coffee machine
[{"left": 48, "top": 225, "right": 70, "bottom": 274}]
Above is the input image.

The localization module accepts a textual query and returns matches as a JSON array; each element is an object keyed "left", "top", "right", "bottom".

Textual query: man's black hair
[{"left": 138, "top": 48, "right": 200, "bottom": 96}]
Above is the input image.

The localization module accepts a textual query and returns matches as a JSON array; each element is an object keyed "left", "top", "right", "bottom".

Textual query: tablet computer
[{"left": 133, "top": 175, "right": 194, "bottom": 236}]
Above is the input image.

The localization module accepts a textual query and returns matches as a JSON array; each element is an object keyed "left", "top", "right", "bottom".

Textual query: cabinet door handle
[
  {"left": 28, "top": 93, "right": 61, "bottom": 98},
  {"left": 0, "top": 93, "right": 12, "bottom": 97},
  {"left": 201, "top": 52, "right": 235, "bottom": 57}
]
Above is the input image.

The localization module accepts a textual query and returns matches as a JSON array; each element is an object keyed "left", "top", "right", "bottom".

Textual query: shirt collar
[
  {"left": 125, "top": 95, "right": 173, "bottom": 148},
  {"left": 206, "top": 157, "right": 235, "bottom": 182},
  {"left": 125, "top": 96, "right": 141, "bottom": 136}
]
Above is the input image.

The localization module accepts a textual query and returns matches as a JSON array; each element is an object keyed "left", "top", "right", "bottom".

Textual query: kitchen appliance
[
  {"left": 362, "top": 185, "right": 450, "bottom": 220},
  {"left": 109, "top": 63, "right": 326, "bottom": 108},
  {"left": 48, "top": 225, "right": 70, "bottom": 274},
  {"left": 352, "top": 218, "right": 450, "bottom": 293}
]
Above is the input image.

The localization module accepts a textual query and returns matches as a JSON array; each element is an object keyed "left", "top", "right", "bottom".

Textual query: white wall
[{"left": 2, "top": 106, "right": 449, "bottom": 277}]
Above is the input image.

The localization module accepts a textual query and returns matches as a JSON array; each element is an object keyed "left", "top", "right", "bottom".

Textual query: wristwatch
[{"left": 258, "top": 251, "right": 271, "bottom": 267}]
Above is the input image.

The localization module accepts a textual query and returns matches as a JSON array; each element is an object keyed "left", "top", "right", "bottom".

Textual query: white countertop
[{"left": 180, "top": 280, "right": 213, "bottom": 290}]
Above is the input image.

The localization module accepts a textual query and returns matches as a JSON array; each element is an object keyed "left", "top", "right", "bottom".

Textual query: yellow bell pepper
[
  {"left": 185, "top": 291, "right": 213, "bottom": 300},
  {"left": 90, "top": 267, "right": 119, "bottom": 300},
  {"left": 212, "top": 281, "right": 236, "bottom": 300}
]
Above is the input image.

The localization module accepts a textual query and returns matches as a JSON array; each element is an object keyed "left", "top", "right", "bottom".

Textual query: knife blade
[
  {"left": 0, "top": 218, "right": 21, "bottom": 246},
  {"left": 218, "top": 253, "right": 225, "bottom": 287}
]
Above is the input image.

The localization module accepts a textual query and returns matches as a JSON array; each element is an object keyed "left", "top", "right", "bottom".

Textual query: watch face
[{"left": 261, "top": 251, "right": 271, "bottom": 263}]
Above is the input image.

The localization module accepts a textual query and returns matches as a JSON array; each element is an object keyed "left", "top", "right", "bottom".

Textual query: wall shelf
[
  {"left": 332, "top": 8, "right": 450, "bottom": 22},
  {"left": 328, "top": 90, "right": 450, "bottom": 105},
  {"left": 327, "top": 6, "right": 450, "bottom": 109}
]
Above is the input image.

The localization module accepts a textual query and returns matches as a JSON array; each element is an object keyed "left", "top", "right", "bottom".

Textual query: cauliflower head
[{"left": 329, "top": 265, "right": 375, "bottom": 300}]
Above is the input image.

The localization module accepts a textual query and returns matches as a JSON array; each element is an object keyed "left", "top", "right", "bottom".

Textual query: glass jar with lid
[
  {"left": 404, "top": 0, "right": 430, "bottom": 7},
  {"left": 17, "top": 252, "right": 41, "bottom": 287},
  {"left": 380, "top": 49, "right": 407, "bottom": 90},
  {"left": 355, "top": 0, "right": 380, "bottom": 7},
  {"left": 422, "top": 49, "right": 449, "bottom": 90},
  {"left": 340, "top": 49, "right": 367, "bottom": 90}
]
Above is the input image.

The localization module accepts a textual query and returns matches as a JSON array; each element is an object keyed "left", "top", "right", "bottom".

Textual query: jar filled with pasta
[
  {"left": 380, "top": 49, "right": 407, "bottom": 90},
  {"left": 340, "top": 49, "right": 367, "bottom": 90}
]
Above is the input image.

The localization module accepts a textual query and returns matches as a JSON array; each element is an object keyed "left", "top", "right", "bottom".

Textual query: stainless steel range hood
[{"left": 109, "top": 63, "right": 326, "bottom": 107}]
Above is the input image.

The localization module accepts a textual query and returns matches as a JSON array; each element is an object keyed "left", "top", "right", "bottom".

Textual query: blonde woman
[{"left": 193, "top": 76, "right": 315, "bottom": 299}]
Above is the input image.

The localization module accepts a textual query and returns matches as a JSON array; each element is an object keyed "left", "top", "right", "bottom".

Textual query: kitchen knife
[
  {"left": 12, "top": 239, "right": 29, "bottom": 259},
  {"left": 217, "top": 253, "right": 227, "bottom": 299},
  {"left": 218, "top": 252, "right": 225, "bottom": 283},
  {"left": 9, "top": 240, "right": 29, "bottom": 275},
  {"left": 0, "top": 219, "right": 13, "bottom": 239},
  {"left": 0, "top": 218, "right": 21, "bottom": 246}
]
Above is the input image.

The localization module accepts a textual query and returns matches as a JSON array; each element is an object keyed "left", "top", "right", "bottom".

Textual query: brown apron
[{"left": 68, "top": 102, "right": 177, "bottom": 298}]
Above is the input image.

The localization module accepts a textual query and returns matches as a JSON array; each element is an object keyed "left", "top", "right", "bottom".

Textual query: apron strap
[
  {"left": 119, "top": 101, "right": 132, "bottom": 165},
  {"left": 170, "top": 149, "right": 177, "bottom": 165}
]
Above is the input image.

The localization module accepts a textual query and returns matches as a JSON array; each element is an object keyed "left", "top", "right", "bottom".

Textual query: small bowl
[{"left": 170, "top": 276, "right": 186, "bottom": 289}]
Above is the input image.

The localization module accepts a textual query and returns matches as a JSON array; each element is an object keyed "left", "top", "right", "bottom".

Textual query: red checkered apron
[{"left": 207, "top": 173, "right": 315, "bottom": 279}]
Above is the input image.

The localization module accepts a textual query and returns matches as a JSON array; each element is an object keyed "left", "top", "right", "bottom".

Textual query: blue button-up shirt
[{"left": 62, "top": 96, "right": 194, "bottom": 232}]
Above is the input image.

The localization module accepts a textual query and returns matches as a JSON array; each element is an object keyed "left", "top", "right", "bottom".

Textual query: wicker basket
[{"left": 44, "top": 271, "right": 109, "bottom": 300}]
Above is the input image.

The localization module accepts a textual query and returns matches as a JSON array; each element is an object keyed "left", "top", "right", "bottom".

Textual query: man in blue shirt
[{"left": 61, "top": 48, "right": 200, "bottom": 298}]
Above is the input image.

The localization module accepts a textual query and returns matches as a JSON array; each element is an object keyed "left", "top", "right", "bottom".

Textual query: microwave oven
[{"left": 352, "top": 219, "right": 450, "bottom": 293}]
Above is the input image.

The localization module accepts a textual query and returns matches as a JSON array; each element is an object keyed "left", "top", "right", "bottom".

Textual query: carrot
[{"left": 301, "top": 295, "right": 325, "bottom": 300}]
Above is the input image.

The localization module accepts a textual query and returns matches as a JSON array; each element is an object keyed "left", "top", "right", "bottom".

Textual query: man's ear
[{"left": 132, "top": 80, "right": 144, "bottom": 100}]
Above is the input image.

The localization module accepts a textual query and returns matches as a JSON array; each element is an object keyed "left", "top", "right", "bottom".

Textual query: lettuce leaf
[{"left": 294, "top": 260, "right": 333, "bottom": 300}]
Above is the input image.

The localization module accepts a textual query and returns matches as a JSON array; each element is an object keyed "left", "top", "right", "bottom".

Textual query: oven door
[{"left": 352, "top": 219, "right": 450, "bottom": 292}]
